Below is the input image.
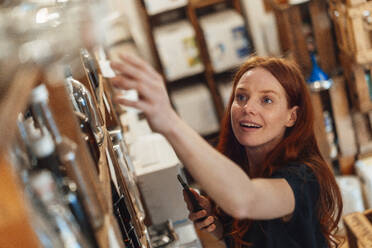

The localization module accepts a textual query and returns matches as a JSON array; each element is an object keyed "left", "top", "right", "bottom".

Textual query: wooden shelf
[
  {"left": 0, "top": 65, "right": 40, "bottom": 153},
  {"left": 189, "top": 0, "right": 225, "bottom": 9}
]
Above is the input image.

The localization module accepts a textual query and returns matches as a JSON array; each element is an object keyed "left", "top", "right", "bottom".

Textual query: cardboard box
[
  {"left": 170, "top": 83, "right": 219, "bottom": 135},
  {"left": 336, "top": 176, "right": 365, "bottom": 218},
  {"left": 130, "top": 133, "right": 189, "bottom": 225},
  {"left": 154, "top": 21, "right": 204, "bottom": 81},
  {"left": 343, "top": 209, "right": 372, "bottom": 248},
  {"left": 200, "top": 10, "right": 251, "bottom": 73}
]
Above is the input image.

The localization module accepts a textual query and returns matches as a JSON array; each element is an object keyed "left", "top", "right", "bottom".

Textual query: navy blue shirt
[{"left": 224, "top": 163, "right": 328, "bottom": 248}]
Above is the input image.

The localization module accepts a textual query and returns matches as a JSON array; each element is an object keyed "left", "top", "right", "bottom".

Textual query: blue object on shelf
[{"left": 307, "top": 53, "right": 333, "bottom": 92}]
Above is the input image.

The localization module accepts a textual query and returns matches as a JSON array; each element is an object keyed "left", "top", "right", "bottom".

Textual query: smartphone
[{"left": 177, "top": 174, "right": 204, "bottom": 213}]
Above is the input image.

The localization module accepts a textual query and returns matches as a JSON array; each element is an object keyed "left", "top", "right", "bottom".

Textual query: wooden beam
[
  {"left": 309, "top": 0, "right": 338, "bottom": 74},
  {"left": 0, "top": 155, "right": 40, "bottom": 248},
  {"left": 329, "top": 76, "right": 357, "bottom": 157}
]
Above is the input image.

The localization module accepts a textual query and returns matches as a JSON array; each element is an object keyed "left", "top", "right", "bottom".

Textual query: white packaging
[
  {"left": 355, "top": 157, "right": 372, "bottom": 208},
  {"left": 120, "top": 111, "right": 152, "bottom": 145},
  {"left": 336, "top": 176, "right": 365, "bottom": 215},
  {"left": 173, "top": 221, "right": 203, "bottom": 248},
  {"left": 154, "top": 20, "right": 204, "bottom": 81},
  {"left": 200, "top": 10, "right": 251, "bottom": 73},
  {"left": 143, "top": 0, "right": 187, "bottom": 16},
  {"left": 130, "top": 133, "right": 189, "bottom": 225},
  {"left": 170, "top": 83, "right": 219, "bottom": 135}
]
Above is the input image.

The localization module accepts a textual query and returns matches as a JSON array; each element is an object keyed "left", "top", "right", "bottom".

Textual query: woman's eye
[
  {"left": 236, "top": 94, "right": 246, "bottom": 102},
  {"left": 263, "top": 97, "right": 273, "bottom": 104}
]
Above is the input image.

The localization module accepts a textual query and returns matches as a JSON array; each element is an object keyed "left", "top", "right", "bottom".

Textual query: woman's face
[{"left": 231, "top": 67, "right": 298, "bottom": 151}]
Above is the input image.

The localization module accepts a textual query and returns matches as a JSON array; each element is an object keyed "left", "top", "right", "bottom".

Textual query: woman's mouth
[{"left": 239, "top": 121, "right": 262, "bottom": 129}]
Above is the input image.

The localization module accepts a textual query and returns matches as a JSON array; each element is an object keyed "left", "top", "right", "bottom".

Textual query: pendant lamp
[{"left": 307, "top": 53, "right": 333, "bottom": 92}]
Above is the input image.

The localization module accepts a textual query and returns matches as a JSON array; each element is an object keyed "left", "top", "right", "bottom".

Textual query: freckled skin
[{"left": 231, "top": 67, "right": 298, "bottom": 154}]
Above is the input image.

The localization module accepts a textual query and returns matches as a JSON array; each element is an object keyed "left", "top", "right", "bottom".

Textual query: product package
[
  {"left": 200, "top": 10, "right": 251, "bottom": 73},
  {"left": 170, "top": 83, "right": 219, "bottom": 136},
  {"left": 355, "top": 157, "right": 372, "bottom": 208},
  {"left": 154, "top": 20, "right": 204, "bottom": 81}
]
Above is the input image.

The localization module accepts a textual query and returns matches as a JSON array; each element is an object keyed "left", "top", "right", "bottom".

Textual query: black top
[{"left": 224, "top": 163, "right": 328, "bottom": 248}]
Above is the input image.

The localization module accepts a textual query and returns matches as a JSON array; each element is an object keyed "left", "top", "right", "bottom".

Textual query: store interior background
[{"left": 1, "top": 0, "right": 372, "bottom": 247}]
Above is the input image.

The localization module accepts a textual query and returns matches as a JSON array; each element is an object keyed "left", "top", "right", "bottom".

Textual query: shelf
[
  {"left": 189, "top": 0, "right": 226, "bottom": 9},
  {"left": 0, "top": 65, "right": 40, "bottom": 153},
  {"left": 265, "top": 0, "right": 294, "bottom": 11}
]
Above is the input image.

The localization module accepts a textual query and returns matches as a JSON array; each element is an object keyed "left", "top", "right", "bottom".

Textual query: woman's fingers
[
  {"left": 110, "top": 61, "right": 147, "bottom": 83},
  {"left": 112, "top": 54, "right": 161, "bottom": 84},
  {"left": 204, "top": 224, "right": 216, "bottom": 232},
  {"left": 111, "top": 77, "right": 137, "bottom": 90},
  {"left": 111, "top": 75, "right": 154, "bottom": 102},
  {"left": 118, "top": 53, "right": 162, "bottom": 80},
  {"left": 189, "top": 210, "right": 207, "bottom": 221},
  {"left": 114, "top": 96, "right": 148, "bottom": 113},
  {"left": 194, "top": 216, "right": 215, "bottom": 231}
]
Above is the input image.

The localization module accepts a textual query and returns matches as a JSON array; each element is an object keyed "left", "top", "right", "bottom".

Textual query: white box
[
  {"left": 170, "top": 83, "right": 219, "bottom": 135},
  {"left": 355, "top": 157, "right": 372, "bottom": 208},
  {"left": 200, "top": 10, "right": 251, "bottom": 73},
  {"left": 336, "top": 176, "right": 365, "bottom": 215},
  {"left": 154, "top": 20, "right": 204, "bottom": 81},
  {"left": 143, "top": 0, "right": 187, "bottom": 16},
  {"left": 130, "top": 133, "right": 189, "bottom": 225}
]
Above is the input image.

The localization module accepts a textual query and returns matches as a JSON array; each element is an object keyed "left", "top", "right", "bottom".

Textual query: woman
[{"left": 111, "top": 55, "right": 343, "bottom": 248}]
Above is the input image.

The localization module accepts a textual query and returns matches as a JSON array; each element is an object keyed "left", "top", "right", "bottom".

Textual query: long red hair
[{"left": 215, "top": 56, "right": 343, "bottom": 247}]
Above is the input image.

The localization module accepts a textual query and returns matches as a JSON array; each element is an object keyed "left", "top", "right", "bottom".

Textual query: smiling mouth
[{"left": 240, "top": 122, "right": 262, "bottom": 129}]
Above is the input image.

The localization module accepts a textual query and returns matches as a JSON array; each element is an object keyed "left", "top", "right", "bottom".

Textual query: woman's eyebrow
[{"left": 260, "top": 90, "right": 279, "bottom": 96}]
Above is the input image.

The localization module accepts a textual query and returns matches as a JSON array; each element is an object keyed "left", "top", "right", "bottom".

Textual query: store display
[
  {"left": 154, "top": 20, "right": 204, "bottom": 81},
  {"left": 65, "top": 68, "right": 105, "bottom": 146},
  {"left": 80, "top": 48, "right": 101, "bottom": 100},
  {"left": 23, "top": 86, "right": 99, "bottom": 247},
  {"left": 200, "top": 9, "right": 251, "bottom": 73}
]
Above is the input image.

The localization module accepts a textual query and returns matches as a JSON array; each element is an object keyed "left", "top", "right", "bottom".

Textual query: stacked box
[
  {"left": 154, "top": 20, "right": 204, "bottom": 81},
  {"left": 170, "top": 83, "right": 219, "bottom": 135},
  {"left": 130, "top": 133, "right": 190, "bottom": 225},
  {"left": 200, "top": 10, "right": 251, "bottom": 73}
]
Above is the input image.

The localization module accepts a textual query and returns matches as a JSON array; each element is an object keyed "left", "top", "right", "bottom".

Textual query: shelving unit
[
  {"left": 139, "top": 0, "right": 251, "bottom": 125},
  {"left": 267, "top": 0, "right": 342, "bottom": 166},
  {"left": 0, "top": 65, "right": 41, "bottom": 248},
  {"left": 0, "top": 45, "right": 151, "bottom": 247}
]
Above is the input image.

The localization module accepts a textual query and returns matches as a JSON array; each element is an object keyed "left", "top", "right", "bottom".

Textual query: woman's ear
[{"left": 286, "top": 106, "right": 298, "bottom": 127}]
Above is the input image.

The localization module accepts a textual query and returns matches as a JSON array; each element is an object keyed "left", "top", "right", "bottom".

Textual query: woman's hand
[
  {"left": 110, "top": 53, "right": 178, "bottom": 135},
  {"left": 183, "top": 188, "right": 217, "bottom": 233}
]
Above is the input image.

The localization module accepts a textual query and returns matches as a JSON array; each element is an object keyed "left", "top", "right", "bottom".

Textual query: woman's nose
[{"left": 242, "top": 99, "right": 258, "bottom": 115}]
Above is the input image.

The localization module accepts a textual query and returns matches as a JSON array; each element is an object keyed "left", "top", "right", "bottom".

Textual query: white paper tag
[{"left": 99, "top": 60, "right": 116, "bottom": 78}]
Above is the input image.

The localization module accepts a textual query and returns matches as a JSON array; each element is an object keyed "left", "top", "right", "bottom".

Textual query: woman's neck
[
  {"left": 245, "top": 136, "right": 283, "bottom": 175},
  {"left": 246, "top": 148, "right": 267, "bottom": 175}
]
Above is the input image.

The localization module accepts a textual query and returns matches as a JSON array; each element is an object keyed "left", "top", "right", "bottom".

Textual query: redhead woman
[{"left": 111, "top": 55, "right": 343, "bottom": 248}]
